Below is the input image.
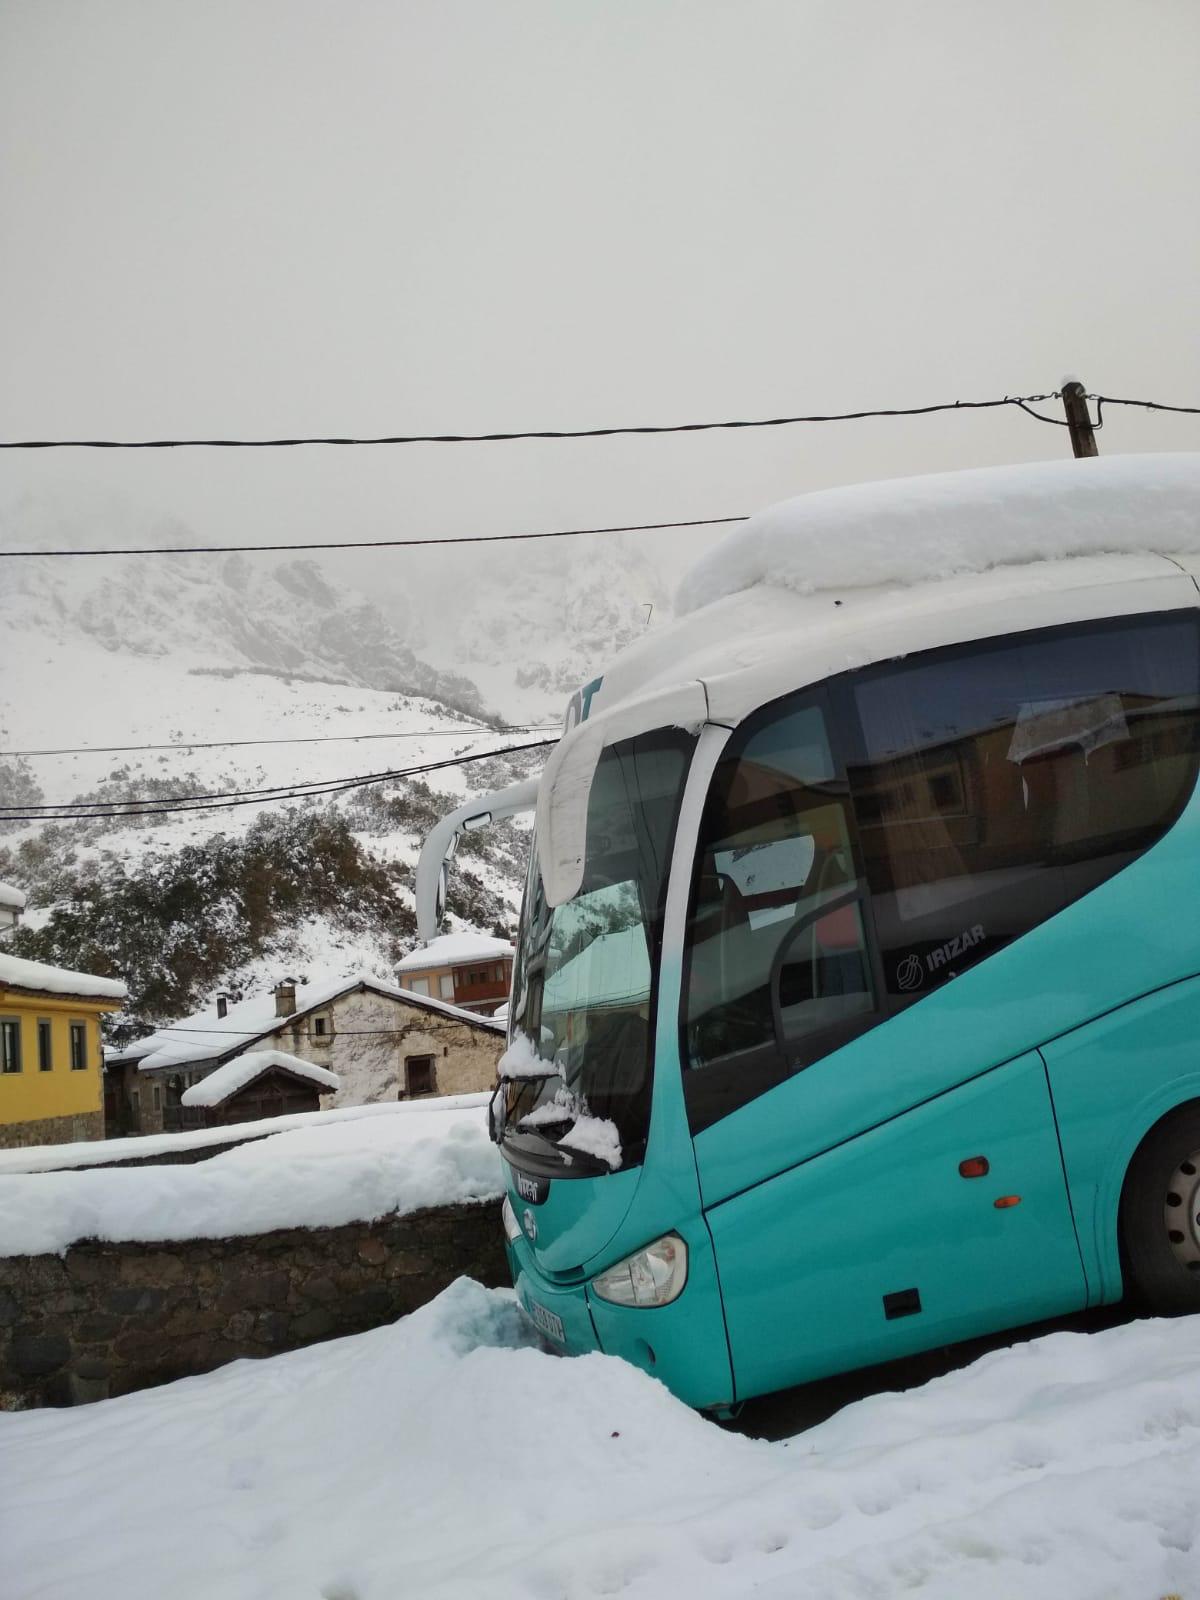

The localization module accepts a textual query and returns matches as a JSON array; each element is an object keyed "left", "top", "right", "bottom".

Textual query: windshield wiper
[{"left": 501, "top": 1121, "right": 613, "bottom": 1175}]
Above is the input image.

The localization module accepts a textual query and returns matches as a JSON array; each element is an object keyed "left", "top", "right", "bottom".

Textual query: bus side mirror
[
  {"left": 488, "top": 1082, "right": 508, "bottom": 1144},
  {"left": 415, "top": 777, "right": 540, "bottom": 942}
]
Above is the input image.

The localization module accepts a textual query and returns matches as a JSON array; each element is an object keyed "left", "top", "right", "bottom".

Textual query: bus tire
[{"left": 1120, "top": 1103, "right": 1200, "bottom": 1314}]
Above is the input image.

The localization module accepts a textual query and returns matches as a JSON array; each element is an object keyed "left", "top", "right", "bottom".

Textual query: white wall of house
[{"left": 260, "top": 987, "right": 504, "bottom": 1107}]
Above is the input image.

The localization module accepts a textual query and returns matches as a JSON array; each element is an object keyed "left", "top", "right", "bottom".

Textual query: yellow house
[{"left": 0, "top": 950, "right": 126, "bottom": 1149}]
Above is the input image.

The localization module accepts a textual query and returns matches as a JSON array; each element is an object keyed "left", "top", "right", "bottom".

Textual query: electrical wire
[
  {"left": 0, "top": 392, "right": 1064, "bottom": 452},
  {"left": 0, "top": 725, "right": 560, "bottom": 759},
  {"left": 0, "top": 514, "right": 747, "bottom": 559},
  {"left": 0, "top": 739, "right": 553, "bottom": 821},
  {"left": 131, "top": 1023, "right": 503, "bottom": 1039},
  {"left": 6, "top": 388, "right": 1193, "bottom": 560},
  {"left": 1094, "top": 394, "right": 1200, "bottom": 417}
]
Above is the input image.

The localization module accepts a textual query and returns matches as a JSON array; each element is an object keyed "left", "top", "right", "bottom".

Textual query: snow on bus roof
[{"left": 677, "top": 453, "right": 1200, "bottom": 617}]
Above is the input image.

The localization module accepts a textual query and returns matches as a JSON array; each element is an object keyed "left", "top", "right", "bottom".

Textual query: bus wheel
[{"left": 1120, "top": 1104, "right": 1200, "bottom": 1314}]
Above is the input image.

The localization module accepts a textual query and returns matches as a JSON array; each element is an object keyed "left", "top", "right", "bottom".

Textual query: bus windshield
[{"left": 505, "top": 728, "right": 694, "bottom": 1171}]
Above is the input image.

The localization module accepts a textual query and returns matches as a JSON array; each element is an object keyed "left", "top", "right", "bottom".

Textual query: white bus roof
[{"left": 584, "top": 453, "right": 1200, "bottom": 732}]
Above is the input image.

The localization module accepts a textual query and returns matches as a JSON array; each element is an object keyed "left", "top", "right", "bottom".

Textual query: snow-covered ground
[
  {"left": 3, "top": 1278, "right": 1198, "bottom": 1600},
  {"left": 0, "top": 1094, "right": 499, "bottom": 1255}
]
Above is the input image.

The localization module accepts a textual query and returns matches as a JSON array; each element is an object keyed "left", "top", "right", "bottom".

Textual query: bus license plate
[{"left": 525, "top": 1296, "right": 565, "bottom": 1344}]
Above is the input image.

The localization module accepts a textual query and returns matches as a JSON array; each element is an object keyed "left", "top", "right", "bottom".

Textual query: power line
[
  {"left": 1093, "top": 394, "right": 1200, "bottom": 418},
  {"left": 0, "top": 513, "right": 746, "bottom": 559},
  {"left": 0, "top": 391, "right": 1064, "bottom": 452},
  {"left": 4, "top": 387, "right": 1191, "bottom": 560},
  {"left": 6, "top": 754, "right": 472, "bottom": 812},
  {"left": 0, "top": 724, "right": 561, "bottom": 759},
  {"left": 0, "top": 739, "right": 553, "bottom": 822},
  {"left": 132, "top": 1023, "right": 503, "bottom": 1039}
]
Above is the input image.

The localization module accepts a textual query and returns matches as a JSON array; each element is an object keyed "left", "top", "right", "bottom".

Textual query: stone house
[
  {"left": 105, "top": 972, "right": 505, "bottom": 1137},
  {"left": 394, "top": 931, "right": 514, "bottom": 1016}
]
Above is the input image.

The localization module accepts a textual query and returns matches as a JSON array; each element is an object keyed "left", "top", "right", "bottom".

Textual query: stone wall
[
  {"left": 0, "top": 1201, "right": 508, "bottom": 1409},
  {"left": 0, "top": 1109, "right": 104, "bottom": 1151}
]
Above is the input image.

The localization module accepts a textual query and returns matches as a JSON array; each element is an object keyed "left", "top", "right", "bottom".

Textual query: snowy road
[{"left": 3, "top": 1278, "right": 1199, "bottom": 1600}]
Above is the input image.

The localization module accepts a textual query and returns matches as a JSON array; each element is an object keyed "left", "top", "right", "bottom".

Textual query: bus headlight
[
  {"left": 590, "top": 1233, "right": 688, "bottom": 1308},
  {"left": 501, "top": 1196, "right": 523, "bottom": 1244}
]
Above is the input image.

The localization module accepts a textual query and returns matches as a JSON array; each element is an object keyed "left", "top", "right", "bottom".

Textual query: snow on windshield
[
  {"left": 556, "top": 1112, "right": 622, "bottom": 1169},
  {"left": 497, "top": 1032, "right": 560, "bottom": 1080},
  {"left": 678, "top": 453, "right": 1200, "bottom": 616}
]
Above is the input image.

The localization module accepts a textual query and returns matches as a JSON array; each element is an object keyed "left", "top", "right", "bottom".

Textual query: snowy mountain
[
  {"left": 1, "top": 504, "right": 486, "bottom": 717},
  {"left": 410, "top": 535, "right": 672, "bottom": 716},
  {"left": 0, "top": 487, "right": 669, "bottom": 1043}
]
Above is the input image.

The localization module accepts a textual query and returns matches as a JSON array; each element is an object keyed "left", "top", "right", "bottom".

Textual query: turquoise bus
[{"left": 419, "top": 452, "right": 1200, "bottom": 1409}]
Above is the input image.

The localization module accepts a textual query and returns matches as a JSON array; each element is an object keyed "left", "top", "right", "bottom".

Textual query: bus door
[{"left": 680, "top": 675, "right": 1089, "bottom": 1399}]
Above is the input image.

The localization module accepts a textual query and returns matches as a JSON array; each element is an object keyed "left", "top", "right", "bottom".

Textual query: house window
[
  {"left": 153, "top": 1084, "right": 161, "bottom": 1111},
  {"left": 439, "top": 975, "right": 454, "bottom": 1000},
  {"left": 37, "top": 1019, "right": 53, "bottom": 1072},
  {"left": 410, "top": 977, "right": 430, "bottom": 997},
  {"left": 403, "top": 1055, "right": 436, "bottom": 1097},
  {"left": 1, "top": 1019, "right": 21, "bottom": 1074},
  {"left": 312, "top": 1014, "right": 333, "bottom": 1041},
  {"left": 69, "top": 1021, "right": 88, "bottom": 1071}
]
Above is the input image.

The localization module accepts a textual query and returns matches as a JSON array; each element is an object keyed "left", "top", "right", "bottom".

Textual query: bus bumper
[
  {"left": 507, "top": 1239, "right": 601, "bottom": 1354},
  {"left": 505, "top": 1224, "right": 735, "bottom": 1411}
]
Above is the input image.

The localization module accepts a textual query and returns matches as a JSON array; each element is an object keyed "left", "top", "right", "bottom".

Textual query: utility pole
[{"left": 1060, "top": 379, "right": 1099, "bottom": 458}]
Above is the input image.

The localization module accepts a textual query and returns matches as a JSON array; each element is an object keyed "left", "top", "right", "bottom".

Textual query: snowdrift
[{"left": 3, "top": 1278, "right": 1200, "bottom": 1599}]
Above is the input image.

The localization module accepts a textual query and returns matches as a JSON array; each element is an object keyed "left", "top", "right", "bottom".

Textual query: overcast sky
[{"left": 2, "top": 0, "right": 1197, "bottom": 584}]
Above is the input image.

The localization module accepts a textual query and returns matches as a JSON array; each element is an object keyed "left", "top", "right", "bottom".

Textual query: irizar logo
[
  {"left": 516, "top": 1172, "right": 540, "bottom": 1203},
  {"left": 898, "top": 924, "right": 986, "bottom": 990},
  {"left": 928, "top": 924, "right": 985, "bottom": 971},
  {"left": 896, "top": 953, "right": 924, "bottom": 992}
]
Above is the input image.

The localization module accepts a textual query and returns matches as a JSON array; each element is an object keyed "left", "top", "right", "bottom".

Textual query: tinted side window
[
  {"left": 847, "top": 612, "right": 1200, "bottom": 1001},
  {"left": 684, "top": 698, "right": 876, "bottom": 1091}
]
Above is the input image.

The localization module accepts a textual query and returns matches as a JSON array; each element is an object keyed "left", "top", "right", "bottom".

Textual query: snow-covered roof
[
  {"left": 395, "top": 932, "right": 515, "bottom": 972},
  {"left": 678, "top": 452, "right": 1200, "bottom": 615},
  {"left": 106, "top": 1039, "right": 155, "bottom": 1067},
  {"left": 0, "top": 880, "right": 26, "bottom": 912},
  {"left": 135, "top": 970, "right": 502, "bottom": 1074},
  {"left": 180, "top": 1050, "right": 340, "bottom": 1107},
  {"left": 0, "top": 950, "right": 126, "bottom": 1002}
]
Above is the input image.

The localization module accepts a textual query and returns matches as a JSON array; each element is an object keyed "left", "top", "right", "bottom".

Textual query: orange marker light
[
  {"left": 993, "top": 1195, "right": 1022, "bottom": 1209},
  {"left": 958, "top": 1156, "right": 990, "bottom": 1179}
]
